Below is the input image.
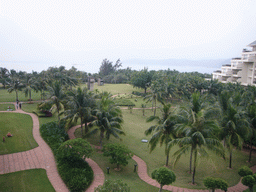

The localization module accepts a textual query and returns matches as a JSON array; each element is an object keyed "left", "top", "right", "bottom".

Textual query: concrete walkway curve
[
  {"left": 0, "top": 103, "right": 69, "bottom": 192},
  {"left": 67, "top": 123, "right": 256, "bottom": 192}
]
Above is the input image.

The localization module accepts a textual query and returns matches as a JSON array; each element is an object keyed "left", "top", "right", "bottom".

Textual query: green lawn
[
  {"left": 75, "top": 108, "right": 256, "bottom": 190},
  {"left": 0, "top": 169, "right": 55, "bottom": 192},
  {"left": 0, "top": 113, "right": 38, "bottom": 155},
  {"left": 92, "top": 83, "right": 144, "bottom": 95},
  {"left": 0, "top": 88, "right": 42, "bottom": 102},
  {"left": 0, "top": 104, "right": 15, "bottom": 111}
]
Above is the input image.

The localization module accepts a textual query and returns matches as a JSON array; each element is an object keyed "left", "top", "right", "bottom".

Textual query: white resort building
[{"left": 212, "top": 40, "right": 256, "bottom": 86}]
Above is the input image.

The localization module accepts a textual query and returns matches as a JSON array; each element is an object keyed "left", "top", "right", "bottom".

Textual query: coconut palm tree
[
  {"left": 7, "top": 69, "right": 24, "bottom": 101},
  {"left": 222, "top": 102, "right": 250, "bottom": 168},
  {"left": 46, "top": 80, "right": 66, "bottom": 125},
  {"left": 247, "top": 103, "right": 256, "bottom": 162},
  {"left": 63, "top": 87, "right": 96, "bottom": 136},
  {"left": 0, "top": 67, "right": 9, "bottom": 89},
  {"left": 89, "top": 94, "right": 125, "bottom": 148},
  {"left": 23, "top": 73, "right": 38, "bottom": 102},
  {"left": 168, "top": 92, "right": 225, "bottom": 184},
  {"left": 145, "top": 102, "right": 177, "bottom": 166}
]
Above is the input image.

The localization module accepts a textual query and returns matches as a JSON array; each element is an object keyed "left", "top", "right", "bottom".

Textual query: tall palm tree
[
  {"left": 247, "top": 103, "right": 256, "bottom": 162},
  {"left": 0, "top": 67, "right": 9, "bottom": 89},
  {"left": 145, "top": 102, "right": 177, "bottom": 166},
  {"left": 222, "top": 103, "right": 250, "bottom": 168},
  {"left": 23, "top": 73, "right": 38, "bottom": 102},
  {"left": 64, "top": 87, "right": 96, "bottom": 136},
  {"left": 168, "top": 92, "right": 225, "bottom": 184},
  {"left": 7, "top": 69, "right": 23, "bottom": 101},
  {"left": 89, "top": 94, "right": 125, "bottom": 148},
  {"left": 46, "top": 81, "right": 66, "bottom": 125}
]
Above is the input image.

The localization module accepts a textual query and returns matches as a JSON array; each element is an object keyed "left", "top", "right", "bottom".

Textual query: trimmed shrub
[
  {"left": 94, "top": 179, "right": 130, "bottom": 192},
  {"left": 242, "top": 175, "right": 255, "bottom": 192},
  {"left": 203, "top": 177, "right": 228, "bottom": 192},
  {"left": 238, "top": 166, "right": 253, "bottom": 177}
]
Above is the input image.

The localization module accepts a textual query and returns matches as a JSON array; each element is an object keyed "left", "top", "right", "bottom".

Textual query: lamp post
[{"left": 134, "top": 164, "right": 137, "bottom": 172}]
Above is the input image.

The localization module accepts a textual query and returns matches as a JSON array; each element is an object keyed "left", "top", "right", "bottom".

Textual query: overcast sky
[{"left": 0, "top": 0, "right": 256, "bottom": 73}]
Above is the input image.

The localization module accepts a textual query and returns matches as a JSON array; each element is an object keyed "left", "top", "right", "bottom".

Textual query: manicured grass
[
  {"left": 92, "top": 83, "right": 144, "bottom": 95},
  {"left": 0, "top": 113, "right": 38, "bottom": 155},
  {"left": 0, "top": 88, "right": 42, "bottom": 102},
  {"left": 0, "top": 169, "right": 55, "bottom": 192},
  {"left": 75, "top": 108, "right": 256, "bottom": 190},
  {"left": 0, "top": 104, "right": 15, "bottom": 111}
]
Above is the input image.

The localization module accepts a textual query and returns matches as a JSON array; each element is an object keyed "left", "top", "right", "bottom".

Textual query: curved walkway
[
  {"left": 68, "top": 125, "right": 256, "bottom": 192},
  {"left": 0, "top": 103, "right": 69, "bottom": 192}
]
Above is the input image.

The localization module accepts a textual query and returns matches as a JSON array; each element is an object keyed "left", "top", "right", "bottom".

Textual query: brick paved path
[{"left": 0, "top": 104, "right": 69, "bottom": 192}]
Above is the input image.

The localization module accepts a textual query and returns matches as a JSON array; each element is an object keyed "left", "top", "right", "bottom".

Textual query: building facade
[{"left": 213, "top": 40, "right": 256, "bottom": 86}]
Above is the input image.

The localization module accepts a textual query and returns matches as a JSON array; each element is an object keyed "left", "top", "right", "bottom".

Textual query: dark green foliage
[
  {"left": 37, "top": 102, "right": 53, "bottom": 111},
  {"left": 103, "top": 143, "right": 133, "bottom": 169},
  {"left": 58, "top": 158, "right": 93, "bottom": 192},
  {"left": 40, "top": 121, "right": 69, "bottom": 155},
  {"left": 113, "top": 99, "right": 135, "bottom": 106},
  {"left": 40, "top": 121, "right": 93, "bottom": 192},
  {"left": 242, "top": 175, "right": 256, "bottom": 191},
  {"left": 94, "top": 179, "right": 130, "bottom": 192},
  {"left": 151, "top": 167, "right": 176, "bottom": 192},
  {"left": 203, "top": 177, "right": 228, "bottom": 192},
  {"left": 238, "top": 166, "right": 253, "bottom": 177},
  {"left": 57, "top": 138, "right": 93, "bottom": 163},
  {"left": 132, "top": 91, "right": 146, "bottom": 97}
]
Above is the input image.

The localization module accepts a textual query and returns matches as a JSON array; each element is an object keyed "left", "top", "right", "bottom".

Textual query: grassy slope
[
  {"left": 0, "top": 113, "right": 38, "bottom": 155},
  {"left": 0, "top": 169, "right": 55, "bottom": 192}
]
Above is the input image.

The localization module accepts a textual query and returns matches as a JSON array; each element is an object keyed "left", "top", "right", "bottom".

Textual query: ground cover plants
[
  {"left": 0, "top": 113, "right": 38, "bottom": 154},
  {"left": 0, "top": 169, "right": 55, "bottom": 192}
]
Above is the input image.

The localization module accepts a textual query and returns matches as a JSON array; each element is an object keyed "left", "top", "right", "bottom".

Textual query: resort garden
[{"left": 1, "top": 65, "right": 256, "bottom": 191}]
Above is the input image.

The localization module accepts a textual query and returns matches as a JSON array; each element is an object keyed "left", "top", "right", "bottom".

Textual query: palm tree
[
  {"left": 89, "top": 94, "right": 125, "bottom": 148},
  {"left": 46, "top": 81, "right": 66, "bottom": 125},
  {"left": 63, "top": 87, "right": 96, "bottom": 136},
  {"left": 23, "top": 73, "right": 38, "bottom": 102},
  {"left": 145, "top": 102, "right": 177, "bottom": 166},
  {"left": 168, "top": 92, "right": 225, "bottom": 184},
  {"left": 0, "top": 67, "right": 9, "bottom": 89},
  {"left": 247, "top": 103, "right": 256, "bottom": 162},
  {"left": 7, "top": 69, "right": 23, "bottom": 101},
  {"left": 222, "top": 103, "right": 250, "bottom": 168}
]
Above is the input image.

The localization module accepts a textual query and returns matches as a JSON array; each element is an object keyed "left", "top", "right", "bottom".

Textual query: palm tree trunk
[
  {"left": 229, "top": 150, "right": 232, "bottom": 168},
  {"left": 29, "top": 90, "right": 32, "bottom": 101},
  {"left": 192, "top": 150, "right": 197, "bottom": 184},
  {"left": 189, "top": 148, "right": 193, "bottom": 173},
  {"left": 249, "top": 138, "right": 253, "bottom": 162},
  {"left": 80, "top": 117, "right": 83, "bottom": 137},
  {"left": 100, "top": 131, "right": 104, "bottom": 149},
  {"left": 154, "top": 99, "right": 156, "bottom": 116},
  {"left": 16, "top": 90, "right": 18, "bottom": 101}
]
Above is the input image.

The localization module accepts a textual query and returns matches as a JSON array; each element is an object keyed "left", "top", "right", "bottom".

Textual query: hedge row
[{"left": 40, "top": 121, "right": 93, "bottom": 192}]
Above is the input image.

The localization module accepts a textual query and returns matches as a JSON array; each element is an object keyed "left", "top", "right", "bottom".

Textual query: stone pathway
[{"left": 0, "top": 103, "right": 104, "bottom": 192}]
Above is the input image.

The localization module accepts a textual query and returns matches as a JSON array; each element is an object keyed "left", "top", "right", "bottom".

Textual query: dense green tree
[
  {"left": 99, "top": 58, "right": 122, "bottom": 77},
  {"left": 0, "top": 67, "right": 9, "bottom": 89},
  {"left": 7, "top": 69, "right": 24, "bottom": 101},
  {"left": 151, "top": 167, "right": 176, "bottom": 192},
  {"left": 242, "top": 175, "right": 255, "bottom": 192},
  {"left": 203, "top": 177, "right": 228, "bottom": 192},
  {"left": 103, "top": 143, "right": 133, "bottom": 170},
  {"left": 23, "top": 73, "right": 38, "bottom": 101},
  {"left": 130, "top": 68, "right": 153, "bottom": 93}
]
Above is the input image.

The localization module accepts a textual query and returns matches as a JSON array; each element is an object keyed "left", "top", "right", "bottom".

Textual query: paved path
[{"left": 0, "top": 103, "right": 69, "bottom": 192}]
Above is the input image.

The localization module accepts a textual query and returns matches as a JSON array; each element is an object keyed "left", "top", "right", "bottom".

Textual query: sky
[{"left": 0, "top": 0, "right": 256, "bottom": 73}]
